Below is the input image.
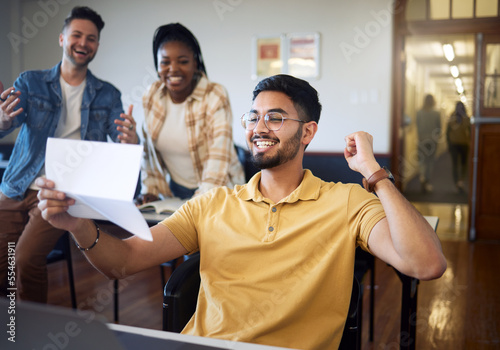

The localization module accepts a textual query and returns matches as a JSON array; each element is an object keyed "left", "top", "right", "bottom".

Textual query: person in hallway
[
  {"left": 0, "top": 6, "right": 138, "bottom": 304},
  {"left": 37, "top": 74, "right": 446, "bottom": 349},
  {"left": 446, "top": 101, "right": 471, "bottom": 192},
  {"left": 136, "top": 23, "right": 244, "bottom": 203},
  {"left": 416, "top": 94, "right": 442, "bottom": 193}
]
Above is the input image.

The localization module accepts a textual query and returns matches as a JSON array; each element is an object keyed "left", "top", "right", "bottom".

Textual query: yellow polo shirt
[{"left": 162, "top": 169, "right": 385, "bottom": 349}]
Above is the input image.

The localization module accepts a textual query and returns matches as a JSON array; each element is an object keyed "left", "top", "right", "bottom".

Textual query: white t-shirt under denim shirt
[{"left": 29, "top": 77, "right": 85, "bottom": 190}]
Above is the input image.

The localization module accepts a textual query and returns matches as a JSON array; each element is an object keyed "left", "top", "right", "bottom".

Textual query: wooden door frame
[
  {"left": 469, "top": 33, "right": 500, "bottom": 240},
  {"left": 390, "top": 0, "right": 500, "bottom": 192}
]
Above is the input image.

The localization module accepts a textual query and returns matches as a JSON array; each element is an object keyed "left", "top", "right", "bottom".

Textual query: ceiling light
[
  {"left": 457, "top": 86, "right": 464, "bottom": 94},
  {"left": 443, "top": 44, "right": 455, "bottom": 62},
  {"left": 450, "top": 65, "right": 459, "bottom": 78},
  {"left": 454, "top": 78, "right": 463, "bottom": 88}
]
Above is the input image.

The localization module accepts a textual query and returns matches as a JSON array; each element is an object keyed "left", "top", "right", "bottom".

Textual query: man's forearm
[{"left": 70, "top": 219, "right": 132, "bottom": 279}]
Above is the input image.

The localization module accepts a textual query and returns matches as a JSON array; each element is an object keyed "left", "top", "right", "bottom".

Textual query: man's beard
[
  {"left": 65, "top": 47, "right": 95, "bottom": 68},
  {"left": 250, "top": 126, "right": 303, "bottom": 170}
]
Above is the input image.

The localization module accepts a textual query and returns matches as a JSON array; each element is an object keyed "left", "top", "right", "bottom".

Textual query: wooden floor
[{"left": 46, "top": 202, "right": 500, "bottom": 349}]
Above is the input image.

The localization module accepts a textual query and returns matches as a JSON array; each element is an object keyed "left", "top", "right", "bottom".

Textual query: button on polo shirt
[{"left": 232, "top": 171, "right": 322, "bottom": 243}]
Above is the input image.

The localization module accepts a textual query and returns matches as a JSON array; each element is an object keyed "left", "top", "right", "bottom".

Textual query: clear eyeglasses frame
[{"left": 240, "top": 112, "right": 306, "bottom": 131}]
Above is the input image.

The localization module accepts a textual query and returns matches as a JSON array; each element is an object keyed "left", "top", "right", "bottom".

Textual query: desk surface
[
  {"left": 142, "top": 211, "right": 171, "bottom": 225},
  {"left": 424, "top": 216, "right": 439, "bottom": 231},
  {"left": 109, "top": 324, "right": 295, "bottom": 350}
]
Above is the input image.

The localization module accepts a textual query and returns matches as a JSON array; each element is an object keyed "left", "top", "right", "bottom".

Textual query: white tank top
[{"left": 155, "top": 96, "right": 197, "bottom": 189}]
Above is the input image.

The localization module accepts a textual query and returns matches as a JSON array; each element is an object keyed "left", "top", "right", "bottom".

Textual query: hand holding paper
[{"left": 45, "top": 138, "right": 152, "bottom": 241}]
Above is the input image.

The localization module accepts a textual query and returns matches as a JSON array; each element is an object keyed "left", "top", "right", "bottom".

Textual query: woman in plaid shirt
[{"left": 137, "top": 23, "right": 244, "bottom": 203}]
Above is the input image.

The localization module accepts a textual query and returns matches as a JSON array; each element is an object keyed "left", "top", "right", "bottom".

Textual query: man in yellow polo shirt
[{"left": 37, "top": 75, "right": 447, "bottom": 349}]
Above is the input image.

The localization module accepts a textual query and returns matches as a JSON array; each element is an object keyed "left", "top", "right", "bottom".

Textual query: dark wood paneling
[{"left": 475, "top": 125, "right": 500, "bottom": 239}]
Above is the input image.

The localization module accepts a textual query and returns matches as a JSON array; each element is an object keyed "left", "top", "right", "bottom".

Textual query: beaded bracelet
[{"left": 74, "top": 221, "right": 100, "bottom": 252}]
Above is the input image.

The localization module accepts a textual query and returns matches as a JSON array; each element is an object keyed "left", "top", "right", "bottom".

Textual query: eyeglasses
[{"left": 241, "top": 112, "right": 306, "bottom": 131}]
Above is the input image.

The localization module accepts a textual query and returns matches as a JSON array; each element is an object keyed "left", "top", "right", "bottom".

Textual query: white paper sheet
[{"left": 45, "top": 138, "right": 152, "bottom": 241}]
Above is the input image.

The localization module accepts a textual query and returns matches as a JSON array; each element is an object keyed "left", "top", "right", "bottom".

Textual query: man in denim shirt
[{"left": 0, "top": 7, "right": 138, "bottom": 303}]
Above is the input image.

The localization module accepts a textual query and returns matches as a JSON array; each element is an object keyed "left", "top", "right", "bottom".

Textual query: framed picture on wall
[
  {"left": 252, "top": 32, "right": 320, "bottom": 80},
  {"left": 286, "top": 32, "right": 320, "bottom": 79},
  {"left": 252, "top": 35, "right": 285, "bottom": 80}
]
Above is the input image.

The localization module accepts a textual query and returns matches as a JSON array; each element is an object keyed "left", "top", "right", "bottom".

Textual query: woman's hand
[
  {"left": 135, "top": 193, "right": 160, "bottom": 206},
  {"left": 115, "top": 105, "right": 139, "bottom": 144}
]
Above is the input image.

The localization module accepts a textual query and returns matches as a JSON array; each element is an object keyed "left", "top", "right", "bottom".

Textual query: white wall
[
  {"left": 2, "top": 0, "right": 394, "bottom": 153},
  {"left": 0, "top": 4, "right": 12, "bottom": 86},
  {"left": 0, "top": 1, "right": 17, "bottom": 144}
]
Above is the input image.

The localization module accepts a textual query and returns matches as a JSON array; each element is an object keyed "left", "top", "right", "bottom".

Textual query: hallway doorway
[
  {"left": 401, "top": 34, "right": 475, "bottom": 204},
  {"left": 390, "top": 1, "right": 500, "bottom": 239}
]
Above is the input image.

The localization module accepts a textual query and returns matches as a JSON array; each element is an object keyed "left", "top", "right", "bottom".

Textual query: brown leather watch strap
[{"left": 362, "top": 168, "right": 389, "bottom": 193}]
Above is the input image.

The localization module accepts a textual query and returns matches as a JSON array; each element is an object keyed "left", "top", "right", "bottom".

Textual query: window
[
  {"left": 406, "top": 0, "right": 499, "bottom": 20},
  {"left": 484, "top": 44, "right": 500, "bottom": 108}
]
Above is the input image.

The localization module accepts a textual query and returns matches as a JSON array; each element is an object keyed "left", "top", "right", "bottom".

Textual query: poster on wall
[
  {"left": 252, "top": 32, "right": 320, "bottom": 80},
  {"left": 287, "top": 32, "right": 320, "bottom": 79},
  {"left": 252, "top": 36, "right": 284, "bottom": 79}
]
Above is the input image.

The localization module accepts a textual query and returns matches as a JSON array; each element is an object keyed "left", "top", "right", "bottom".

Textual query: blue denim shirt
[{"left": 0, "top": 62, "right": 125, "bottom": 200}]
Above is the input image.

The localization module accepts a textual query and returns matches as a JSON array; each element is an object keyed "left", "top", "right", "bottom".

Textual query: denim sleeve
[{"left": 106, "top": 87, "right": 125, "bottom": 143}]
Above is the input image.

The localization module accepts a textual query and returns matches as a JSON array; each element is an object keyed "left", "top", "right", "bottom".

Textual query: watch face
[{"left": 383, "top": 166, "right": 395, "bottom": 183}]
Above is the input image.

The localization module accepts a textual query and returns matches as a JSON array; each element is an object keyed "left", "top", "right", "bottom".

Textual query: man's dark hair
[
  {"left": 152, "top": 23, "right": 207, "bottom": 75},
  {"left": 252, "top": 75, "right": 321, "bottom": 124},
  {"left": 62, "top": 6, "right": 105, "bottom": 37}
]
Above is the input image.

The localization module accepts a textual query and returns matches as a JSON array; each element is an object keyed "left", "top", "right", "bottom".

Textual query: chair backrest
[
  {"left": 162, "top": 253, "right": 361, "bottom": 349},
  {"left": 163, "top": 252, "right": 201, "bottom": 333},
  {"left": 46, "top": 231, "right": 72, "bottom": 264},
  {"left": 234, "top": 144, "right": 259, "bottom": 182},
  {"left": 338, "top": 276, "right": 362, "bottom": 350}
]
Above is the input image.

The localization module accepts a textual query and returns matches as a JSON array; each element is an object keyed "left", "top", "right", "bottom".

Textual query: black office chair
[
  {"left": 46, "top": 232, "right": 77, "bottom": 309},
  {"left": 354, "top": 247, "right": 375, "bottom": 341},
  {"left": 162, "top": 253, "right": 361, "bottom": 349},
  {"left": 160, "top": 259, "right": 179, "bottom": 288},
  {"left": 338, "top": 276, "right": 362, "bottom": 350},
  {"left": 234, "top": 144, "right": 259, "bottom": 182},
  {"left": 163, "top": 252, "right": 200, "bottom": 333}
]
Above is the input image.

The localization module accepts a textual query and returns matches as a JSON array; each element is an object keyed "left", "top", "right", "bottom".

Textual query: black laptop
[{"left": 0, "top": 298, "right": 224, "bottom": 349}]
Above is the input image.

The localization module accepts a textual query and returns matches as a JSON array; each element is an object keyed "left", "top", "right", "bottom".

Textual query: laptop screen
[
  {"left": 0, "top": 298, "right": 225, "bottom": 350},
  {"left": 1, "top": 297, "right": 125, "bottom": 350}
]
